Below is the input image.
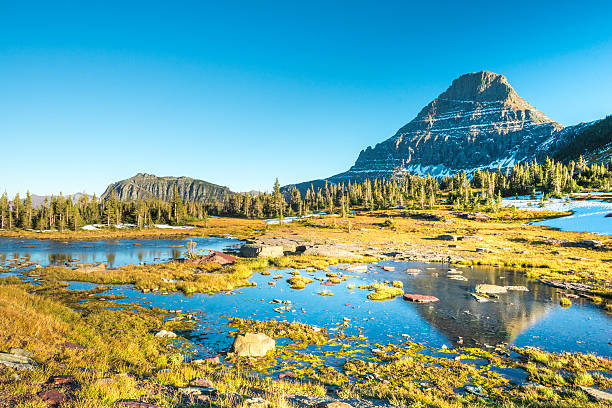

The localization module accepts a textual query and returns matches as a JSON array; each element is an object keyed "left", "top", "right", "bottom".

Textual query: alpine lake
[{"left": 0, "top": 226, "right": 610, "bottom": 396}]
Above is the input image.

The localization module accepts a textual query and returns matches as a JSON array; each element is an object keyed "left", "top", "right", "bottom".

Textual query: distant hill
[
  {"left": 29, "top": 193, "right": 92, "bottom": 209},
  {"left": 284, "top": 71, "right": 611, "bottom": 194},
  {"left": 101, "top": 173, "right": 231, "bottom": 202}
]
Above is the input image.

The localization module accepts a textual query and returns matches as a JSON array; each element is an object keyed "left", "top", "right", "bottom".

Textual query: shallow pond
[
  {"left": 0, "top": 236, "right": 242, "bottom": 268},
  {"left": 81, "top": 260, "right": 610, "bottom": 363},
  {"left": 502, "top": 195, "right": 612, "bottom": 235}
]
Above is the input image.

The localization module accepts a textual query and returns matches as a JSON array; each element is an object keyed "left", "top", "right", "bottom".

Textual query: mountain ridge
[{"left": 101, "top": 173, "right": 231, "bottom": 202}]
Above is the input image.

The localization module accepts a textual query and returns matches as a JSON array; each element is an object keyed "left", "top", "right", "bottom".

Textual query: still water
[
  {"left": 0, "top": 236, "right": 242, "bottom": 268},
  {"left": 502, "top": 196, "right": 612, "bottom": 235},
  {"left": 93, "top": 260, "right": 610, "bottom": 360}
]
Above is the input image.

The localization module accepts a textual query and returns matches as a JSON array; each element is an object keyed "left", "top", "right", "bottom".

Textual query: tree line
[{"left": 1, "top": 157, "right": 611, "bottom": 231}]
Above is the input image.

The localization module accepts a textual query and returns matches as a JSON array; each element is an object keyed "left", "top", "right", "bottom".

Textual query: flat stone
[
  {"left": 75, "top": 263, "right": 106, "bottom": 273},
  {"left": 579, "top": 386, "right": 612, "bottom": 401},
  {"left": 48, "top": 375, "right": 75, "bottom": 385},
  {"left": 9, "top": 348, "right": 32, "bottom": 357},
  {"left": 0, "top": 352, "right": 37, "bottom": 370},
  {"left": 403, "top": 293, "right": 439, "bottom": 303},
  {"left": 316, "top": 402, "right": 354, "bottom": 408},
  {"left": 505, "top": 285, "right": 529, "bottom": 292},
  {"left": 338, "top": 264, "right": 368, "bottom": 272},
  {"left": 302, "top": 245, "right": 360, "bottom": 258},
  {"left": 474, "top": 284, "right": 507, "bottom": 294},
  {"left": 116, "top": 401, "right": 162, "bottom": 408}
]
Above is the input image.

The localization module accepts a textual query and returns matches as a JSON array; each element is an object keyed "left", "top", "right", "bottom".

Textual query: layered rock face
[
  {"left": 101, "top": 173, "right": 231, "bottom": 202},
  {"left": 339, "top": 71, "right": 563, "bottom": 180}
]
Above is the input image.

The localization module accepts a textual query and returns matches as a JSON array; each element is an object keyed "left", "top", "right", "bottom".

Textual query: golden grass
[{"left": 24, "top": 255, "right": 377, "bottom": 296}]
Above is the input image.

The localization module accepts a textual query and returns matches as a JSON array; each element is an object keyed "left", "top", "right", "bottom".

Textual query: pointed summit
[{"left": 440, "top": 71, "right": 518, "bottom": 103}]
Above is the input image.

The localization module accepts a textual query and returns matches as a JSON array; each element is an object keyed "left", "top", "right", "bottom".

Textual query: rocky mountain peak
[
  {"left": 284, "top": 71, "right": 582, "bottom": 193},
  {"left": 440, "top": 71, "right": 518, "bottom": 104},
  {"left": 102, "top": 174, "right": 231, "bottom": 202}
]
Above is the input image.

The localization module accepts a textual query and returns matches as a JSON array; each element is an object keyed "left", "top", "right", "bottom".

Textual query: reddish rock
[
  {"left": 279, "top": 371, "right": 298, "bottom": 379},
  {"left": 204, "top": 356, "right": 221, "bottom": 364},
  {"left": 62, "top": 342, "right": 86, "bottom": 350},
  {"left": 188, "top": 251, "right": 236, "bottom": 265},
  {"left": 39, "top": 389, "right": 66, "bottom": 406},
  {"left": 403, "top": 293, "right": 439, "bottom": 303},
  {"left": 189, "top": 377, "right": 214, "bottom": 387},
  {"left": 48, "top": 375, "right": 75, "bottom": 385}
]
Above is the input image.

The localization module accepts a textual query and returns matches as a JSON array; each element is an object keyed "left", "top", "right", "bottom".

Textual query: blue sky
[{"left": 1, "top": 1, "right": 611, "bottom": 196}]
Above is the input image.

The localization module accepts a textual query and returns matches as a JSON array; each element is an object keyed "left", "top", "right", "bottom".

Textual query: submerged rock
[
  {"left": 505, "top": 285, "right": 529, "bottom": 292},
  {"left": 474, "top": 284, "right": 507, "bottom": 294},
  {"left": 75, "top": 263, "right": 106, "bottom": 273},
  {"left": 232, "top": 333, "right": 276, "bottom": 357},
  {"left": 338, "top": 264, "right": 368, "bottom": 272}
]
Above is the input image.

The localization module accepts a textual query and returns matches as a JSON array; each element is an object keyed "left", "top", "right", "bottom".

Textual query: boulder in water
[{"left": 232, "top": 333, "right": 275, "bottom": 357}]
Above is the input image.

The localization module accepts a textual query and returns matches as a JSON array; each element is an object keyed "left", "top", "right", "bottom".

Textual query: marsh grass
[
  {"left": 359, "top": 283, "right": 404, "bottom": 301},
  {"left": 25, "top": 255, "right": 368, "bottom": 296},
  {"left": 286, "top": 277, "right": 313, "bottom": 289}
]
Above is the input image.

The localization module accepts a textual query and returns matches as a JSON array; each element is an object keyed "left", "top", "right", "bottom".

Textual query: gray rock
[
  {"left": 239, "top": 244, "right": 284, "bottom": 258},
  {"left": 0, "top": 351, "right": 37, "bottom": 370},
  {"left": 302, "top": 245, "right": 360, "bottom": 258},
  {"left": 579, "top": 386, "right": 612, "bottom": 402},
  {"left": 437, "top": 234, "right": 459, "bottom": 241},
  {"left": 474, "top": 284, "right": 507, "bottom": 294},
  {"left": 9, "top": 348, "right": 32, "bottom": 357},
  {"left": 154, "top": 330, "right": 177, "bottom": 338}
]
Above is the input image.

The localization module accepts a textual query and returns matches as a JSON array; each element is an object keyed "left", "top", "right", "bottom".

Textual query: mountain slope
[
  {"left": 101, "top": 173, "right": 231, "bottom": 202},
  {"left": 284, "top": 71, "right": 610, "bottom": 194},
  {"left": 553, "top": 116, "right": 612, "bottom": 164}
]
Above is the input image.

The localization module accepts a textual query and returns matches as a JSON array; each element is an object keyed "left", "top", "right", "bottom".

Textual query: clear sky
[{"left": 1, "top": 1, "right": 611, "bottom": 197}]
